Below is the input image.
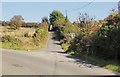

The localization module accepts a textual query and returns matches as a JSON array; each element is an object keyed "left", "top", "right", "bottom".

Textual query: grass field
[
  {"left": 1, "top": 26, "right": 35, "bottom": 37},
  {"left": 0, "top": 25, "right": 48, "bottom": 50}
]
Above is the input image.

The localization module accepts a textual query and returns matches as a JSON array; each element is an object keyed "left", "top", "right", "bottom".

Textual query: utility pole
[
  {"left": 65, "top": 10, "right": 68, "bottom": 22},
  {"left": 65, "top": 10, "right": 68, "bottom": 18},
  {"left": 118, "top": 1, "right": 120, "bottom": 13}
]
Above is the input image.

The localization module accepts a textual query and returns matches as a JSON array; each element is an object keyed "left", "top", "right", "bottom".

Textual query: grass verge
[
  {"left": 60, "top": 41, "right": 120, "bottom": 73},
  {"left": 75, "top": 53, "right": 120, "bottom": 73}
]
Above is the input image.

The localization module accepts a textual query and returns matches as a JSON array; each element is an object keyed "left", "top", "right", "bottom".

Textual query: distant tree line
[{"left": 1, "top": 15, "right": 49, "bottom": 29}]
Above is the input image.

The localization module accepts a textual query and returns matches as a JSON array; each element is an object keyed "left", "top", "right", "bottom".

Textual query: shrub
[
  {"left": 61, "top": 43, "right": 69, "bottom": 52},
  {"left": 68, "top": 14, "right": 120, "bottom": 61},
  {"left": 32, "top": 25, "right": 48, "bottom": 46},
  {"left": 1, "top": 35, "right": 22, "bottom": 48},
  {"left": 10, "top": 15, "right": 24, "bottom": 30},
  {"left": 105, "top": 65, "right": 120, "bottom": 72},
  {"left": 24, "top": 32, "right": 29, "bottom": 37},
  {"left": 90, "top": 13, "right": 120, "bottom": 60},
  {"left": 2, "top": 35, "right": 20, "bottom": 43},
  {"left": 68, "top": 21, "right": 100, "bottom": 55},
  {"left": 56, "top": 22, "right": 80, "bottom": 52},
  {"left": 1, "top": 35, "right": 11, "bottom": 42}
]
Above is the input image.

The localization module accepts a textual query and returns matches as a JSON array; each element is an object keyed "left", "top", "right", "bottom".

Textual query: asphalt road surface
[{"left": 1, "top": 32, "right": 115, "bottom": 75}]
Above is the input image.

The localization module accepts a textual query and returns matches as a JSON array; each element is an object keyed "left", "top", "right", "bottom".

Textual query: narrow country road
[{"left": 1, "top": 32, "right": 115, "bottom": 75}]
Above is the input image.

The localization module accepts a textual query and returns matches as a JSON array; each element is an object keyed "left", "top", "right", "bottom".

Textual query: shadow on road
[
  {"left": 51, "top": 50, "right": 98, "bottom": 69},
  {"left": 53, "top": 43, "right": 60, "bottom": 45},
  {"left": 51, "top": 31, "right": 60, "bottom": 41},
  {"left": 50, "top": 31, "right": 116, "bottom": 74},
  {"left": 51, "top": 31, "right": 97, "bottom": 68}
]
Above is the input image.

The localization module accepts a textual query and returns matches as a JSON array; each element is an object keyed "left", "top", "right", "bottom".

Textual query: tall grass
[{"left": 1, "top": 25, "right": 49, "bottom": 50}]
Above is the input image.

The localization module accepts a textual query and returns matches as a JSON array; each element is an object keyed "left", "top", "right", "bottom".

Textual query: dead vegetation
[{"left": 1, "top": 24, "right": 48, "bottom": 50}]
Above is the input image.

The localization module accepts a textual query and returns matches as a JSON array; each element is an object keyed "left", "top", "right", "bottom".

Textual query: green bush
[
  {"left": 24, "top": 32, "right": 29, "bottom": 37},
  {"left": 90, "top": 13, "right": 120, "bottom": 60},
  {"left": 67, "top": 13, "right": 120, "bottom": 62},
  {"left": 1, "top": 35, "right": 11, "bottom": 42},
  {"left": 1, "top": 35, "right": 22, "bottom": 49},
  {"left": 57, "top": 22, "right": 80, "bottom": 52},
  {"left": 2, "top": 35, "right": 21, "bottom": 43},
  {"left": 105, "top": 65, "right": 120, "bottom": 72},
  {"left": 68, "top": 21, "right": 100, "bottom": 55},
  {"left": 32, "top": 26, "right": 48, "bottom": 46},
  {"left": 61, "top": 43, "right": 69, "bottom": 52}
]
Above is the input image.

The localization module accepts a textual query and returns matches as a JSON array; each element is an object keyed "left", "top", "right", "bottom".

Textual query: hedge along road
[{"left": 1, "top": 32, "right": 115, "bottom": 75}]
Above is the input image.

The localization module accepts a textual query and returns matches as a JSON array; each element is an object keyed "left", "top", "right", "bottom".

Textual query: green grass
[
  {"left": 61, "top": 43, "right": 69, "bottom": 52},
  {"left": 76, "top": 53, "right": 120, "bottom": 72},
  {"left": 1, "top": 41, "right": 46, "bottom": 51},
  {"left": 67, "top": 51, "right": 75, "bottom": 55},
  {"left": 105, "top": 65, "right": 120, "bottom": 72}
]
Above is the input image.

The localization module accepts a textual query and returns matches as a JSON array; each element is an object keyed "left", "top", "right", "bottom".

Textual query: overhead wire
[
  {"left": 68, "top": 0, "right": 95, "bottom": 13},
  {"left": 64, "top": 0, "right": 95, "bottom": 21}
]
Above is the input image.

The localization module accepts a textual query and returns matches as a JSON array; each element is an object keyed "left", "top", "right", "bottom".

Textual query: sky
[
  {"left": 2, "top": 2, "right": 118, "bottom": 22},
  {"left": 1, "top": 0, "right": 120, "bottom": 2}
]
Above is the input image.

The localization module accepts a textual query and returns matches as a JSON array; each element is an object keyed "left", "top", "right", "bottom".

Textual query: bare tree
[{"left": 77, "top": 13, "right": 95, "bottom": 27}]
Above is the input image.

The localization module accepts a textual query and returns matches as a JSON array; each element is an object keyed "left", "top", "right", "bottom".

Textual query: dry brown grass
[
  {"left": 1, "top": 26, "right": 37, "bottom": 50},
  {"left": 1, "top": 25, "right": 48, "bottom": 50},
  {"left": 1, "top": 26, "right": 35, "bottom": 37}
]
